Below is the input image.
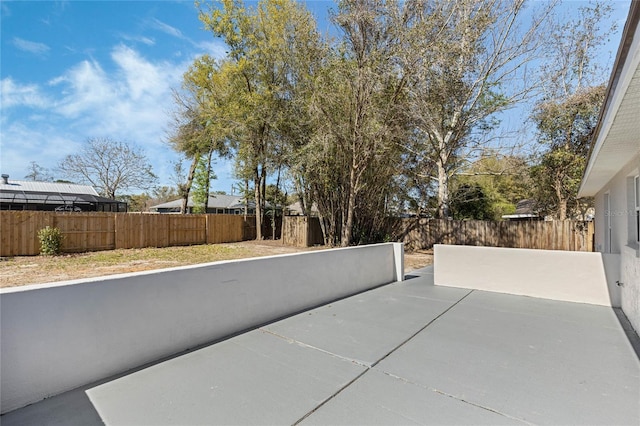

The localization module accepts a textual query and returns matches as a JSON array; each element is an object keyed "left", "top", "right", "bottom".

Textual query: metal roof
[
  {"left": 0, "top": 179, "right": 99, "bottom": 196},
  {"left": 150, "top": 194, "right": 257, "bottom": 210},
  {"left": 579, "top": 1, "right": 640, "bottom": 196},
  {"left": 0, "top": 190, "right": 120, "bottom": 206}
]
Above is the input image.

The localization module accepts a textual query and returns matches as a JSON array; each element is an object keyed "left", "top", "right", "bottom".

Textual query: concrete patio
[{"left": 2, "top": 266, "right": 638, "bottom": 425}]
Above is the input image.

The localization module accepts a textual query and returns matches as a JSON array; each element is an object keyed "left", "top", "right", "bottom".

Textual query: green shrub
[{"left": 38, "top": 226, "right": 63, "bottom": 255}]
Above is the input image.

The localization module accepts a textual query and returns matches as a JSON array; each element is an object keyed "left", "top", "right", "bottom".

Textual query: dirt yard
[{"left": 0, "top": 240, "right": 432, "bottom": 288}]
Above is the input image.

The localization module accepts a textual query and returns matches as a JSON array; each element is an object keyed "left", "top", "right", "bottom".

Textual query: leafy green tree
[
  {"left": 303, "top": 0, "right": 407, "bottom": 246},
  {"left": 450, "top": 183, "right": 492, "bottom": 220},
  {"left": 531, "top": 2, "right": 614, "bottom": 220},
  {"left": 118, "top": 193, "right": 152, "bottom": 212},
  {"left": 152, "top": 186, "right": 179, "bottom": 204},
  {"left": 452, "top": 154, "right": 533, "bottom": 220},
  {"left": 197, "top": 0, "right": 321, "bottom": 238},
  {"left": 191, "top": 154, "right": 217, "bottom": 213},
  {"left": 168, "top": 57, "right": 234, "bottom": 214},
  {"left": 531, "top": 86, "right": 605, "bottom": 219}
]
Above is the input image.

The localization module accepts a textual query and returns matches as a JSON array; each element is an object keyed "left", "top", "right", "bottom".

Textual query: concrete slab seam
[
  {"left": 259, "top": 329, "right": 371, "bottom": 368},
  {"left": 292, "top": 369, "right": 371, "bottom": 425},
  {"left": 370, "top": 289, "right": 474, "bottom": 369},
  {"left": 292, "top": 290, "right": 475, "bottom": 425},
  {"left": 380, "top": 371, "right": 533, "bottom": 425}
]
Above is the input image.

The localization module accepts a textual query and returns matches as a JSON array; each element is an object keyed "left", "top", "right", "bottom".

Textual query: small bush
[{"left": 38, "top": 226, "right": 63, "bottom": 255}]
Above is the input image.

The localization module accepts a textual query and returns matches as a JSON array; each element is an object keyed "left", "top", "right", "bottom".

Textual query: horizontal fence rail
[
  {"left": 388, "top": 218, "right": 594, "bottom": 252},
  {"left": 0, "top": 212, "right": 257, "bottom": 256}
]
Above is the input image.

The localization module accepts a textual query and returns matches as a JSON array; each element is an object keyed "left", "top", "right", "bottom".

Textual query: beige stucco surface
[{"left": 434, "top": 244, "right": 620, "bottom": 307}]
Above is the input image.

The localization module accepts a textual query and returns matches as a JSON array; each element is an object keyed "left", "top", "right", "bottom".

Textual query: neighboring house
[
  {"left": 150, "top": 194, "right": 260, "bottom": 215},
  {"left": 285, "top": 201, "right": 319, "bottom": 216},
  {"left": 0, "top": 174, "right": 126, "bottom": 212},
  {"left": 501, "top": 199, "right": 541, "bottom": 221},
  {"left": 578, "top": 1, "right": 640, "bottom": 333}
]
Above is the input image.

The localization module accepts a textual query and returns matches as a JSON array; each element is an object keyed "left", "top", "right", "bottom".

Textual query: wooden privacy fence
[
  {"left": 0, "top": 212, "right": 255, "bottom": 256},
  {"left": 282, "top": 216, "right": 324, "bottom": 247},
  {"left": 388, "top": 218, "right": 594, "bottom": 252},
  {"left": 281, "top": 216, "right": 594, "bottom": 251}
]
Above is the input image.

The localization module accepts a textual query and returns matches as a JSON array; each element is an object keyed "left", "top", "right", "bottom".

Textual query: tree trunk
[
  {"left": 254, "top": 168, "right": 263, "bottom": 240},
  {"left": 203, "top": 149, "right": 214, "bottom": 213},
  {"left": 181, "top": 156, "right": 199, "bottom": 214},
  {"left": 555, "top": 177, "right": 567, "bottom": 220},
  {"left": 341, "top": 165, "right": 357, "bottom": 247},
  {"left": 244, "top": 180, "right": 249, "bottom": 219},
  {"left": 558, "top": 199, "right": 567, "bottom": 221},
  {"left": 436, "top": 158, "right": 449, "bottom": 218},
  {"left": 272, "top": 167, "right": 281, "bottom": 240}
]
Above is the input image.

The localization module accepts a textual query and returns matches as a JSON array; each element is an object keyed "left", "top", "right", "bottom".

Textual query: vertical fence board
[
  {"left": 53, "top": 213, "right": 115, "bottom": 253},
  {"left": 282, "top": 216, "right": 324, "bottom": 247},
  {"left": 206, "top": 215, "right": 244, "bottom": 244},
  {"left": 169, "top": 215, "right": 206, "bottom": 246},
  {"left": 1, "top": 212, "right": 251, "bottom": 256},
  {"left": 1, "top": 211, "right": 52, "bottom": 256},
  {"left": 388, "top": 218, "right": 594, "bottom": 252}
]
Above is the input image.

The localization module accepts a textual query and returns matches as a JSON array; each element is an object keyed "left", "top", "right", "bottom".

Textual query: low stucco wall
[
  {"left": 621, "top": 245, "right": 640, "bottom": 333},
  {"left": 0, "top": 243, "right": 404, "bottom": 414},
  {"left": 434, "top": 245, "right": 620, "bottom": 307}
]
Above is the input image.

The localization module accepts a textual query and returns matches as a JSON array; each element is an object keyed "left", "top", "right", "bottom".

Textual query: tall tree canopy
[
  {"left": 194, "top": 0, "right": 323, "bottom": 238},
  {"left": 404, "top": 0, "right": 553, "bottom": 218},
  {"left": 531, "top": 85, "right": 605, "bottom": 219},
  {"left": 169, "top": 0, "right": 616, "bottom": 244},
  {"left": 531, "top": 2, "right": 614, "bottom": 219}
]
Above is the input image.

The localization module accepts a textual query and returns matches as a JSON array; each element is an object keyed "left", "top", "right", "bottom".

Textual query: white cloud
[
  {"left": 150, "top": 18, "right": 185, "bottom": 39},
  {"left": 149, "top": 17, "right": 227, "bottom": 59},
  {"left": 112, "top": 45, "right": 166, "bottom": 100},
  {"left": 1, "top": 2, "right": 11, "bottom": 17},
  {"left": 195, "top": 40, "right": 228, "bottom": 59},
  {"left": 50, "top": 59, "right": 115, "bottom": 118},
  {"left": 0, "top": 120, "right": 78, "bottom": 179},
  {"left": 0, "top": 45, "right": 235, "bottom": 188},
  {"left": 37, "top": 45, "right": 188, "bottom": 165},
  {"left": 1, "top": 78, "right": 51, "bottom": 109},
  {"left": 12, "top": 37, "right": 50, "bottom": 55},
  {"left": 120, "top": 33, "right": 156, "bottom": 46}
]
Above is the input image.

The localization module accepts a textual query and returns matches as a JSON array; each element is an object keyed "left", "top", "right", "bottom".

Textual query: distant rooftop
[
  {"left": 0, "top": 177, "right": 98, "bottom": 196},
  {"left": 150, "top": 194, "right": 256, "bottom": 211}
]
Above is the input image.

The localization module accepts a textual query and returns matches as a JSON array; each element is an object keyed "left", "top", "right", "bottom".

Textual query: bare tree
[
  {"left": 24, "top": 161, "right": 53, "bottom": 182},
  {"left": 58, "top": 137, "right": 157, "bottom": 199}
]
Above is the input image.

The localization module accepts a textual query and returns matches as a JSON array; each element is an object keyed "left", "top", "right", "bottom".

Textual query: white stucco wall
[
  {"left": 593, "top": 153, "right": 640, "bottom": 333},
  {"left": 434, "top": 245, "right": 620, "bottom": 307},
  {"left": 0, "top": 243, "right": 404, "bottom": 414}
]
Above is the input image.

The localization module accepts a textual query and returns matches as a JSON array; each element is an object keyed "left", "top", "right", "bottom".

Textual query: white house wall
[{"left": 594, "top": 152, "right": 640, "bottom": 333}]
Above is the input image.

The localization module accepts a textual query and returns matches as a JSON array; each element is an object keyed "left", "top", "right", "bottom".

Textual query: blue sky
[{"left": 0, "top": 0, "right": 632, "bottom": 196}]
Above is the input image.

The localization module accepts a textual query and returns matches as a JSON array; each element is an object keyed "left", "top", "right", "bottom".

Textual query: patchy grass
[{"left": 0, "top": 240, "right": 432, "bottom": 288}]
